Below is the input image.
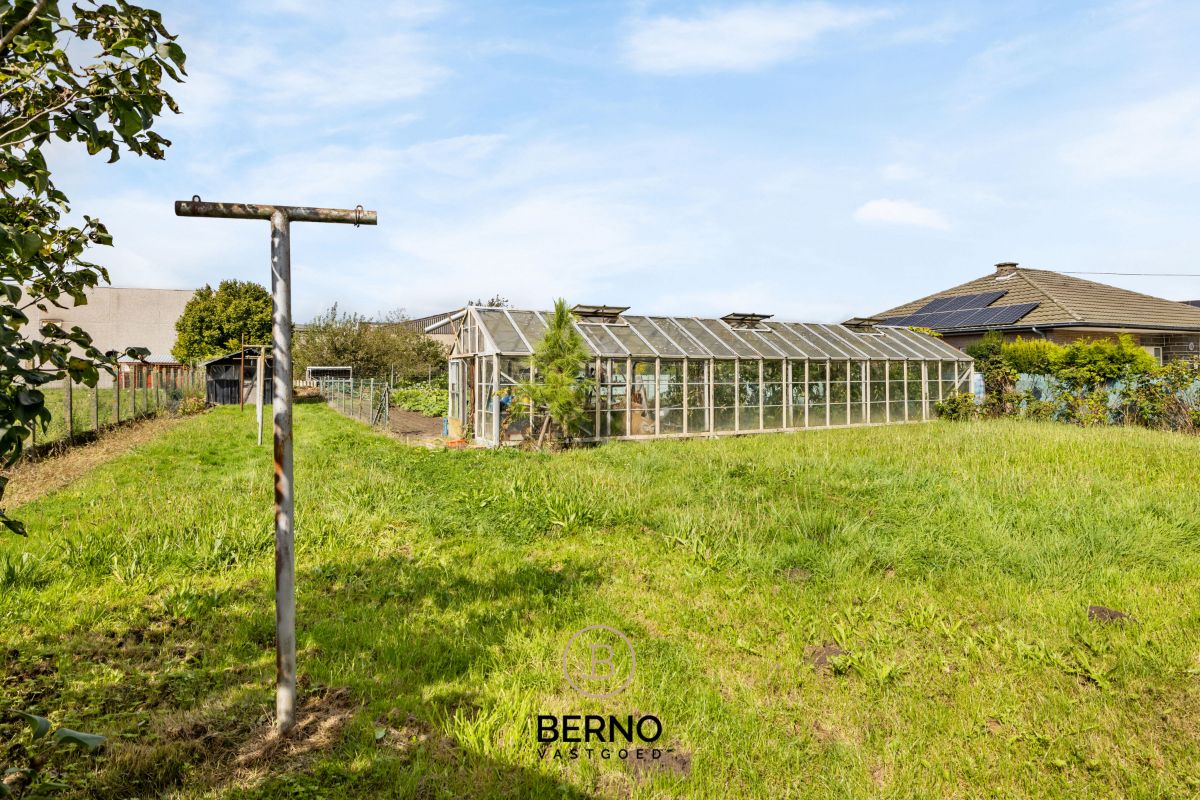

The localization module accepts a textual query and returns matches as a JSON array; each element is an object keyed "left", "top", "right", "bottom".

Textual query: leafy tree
[
  {"left": 469, "top": 294, "right": 510, "bottom": 308},
  {"left": 1, "top": 0, "right": 185, "bottom": 534},
  {"left": 171, "top": 280, "right": 271, "bottom": 363},
  {"left": 515, "top": 298, "right": 593, "bottom": 447},
  {"left": 293, "top": 304, "right": 446, "bottom": 381}
]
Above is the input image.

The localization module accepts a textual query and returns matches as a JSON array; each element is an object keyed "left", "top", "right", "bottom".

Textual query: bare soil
[
  {"left": 2, "top": 415, "right": 184, "bottom": 508},
  {"left": 389, "top": 408, "right": 444, "bottom": 440}
]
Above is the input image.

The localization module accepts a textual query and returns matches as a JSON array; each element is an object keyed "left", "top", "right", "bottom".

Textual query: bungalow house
[{"left": 872, "top": 262, "right": 1200, "bottom": 363}]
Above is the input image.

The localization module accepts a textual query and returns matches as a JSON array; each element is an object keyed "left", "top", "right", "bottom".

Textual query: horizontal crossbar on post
[{"left": 174, "top": 200, "right": 378, "bottom": 225}]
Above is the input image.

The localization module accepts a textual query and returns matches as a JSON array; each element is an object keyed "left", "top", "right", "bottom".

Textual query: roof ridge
[
  {"left": 1019, "top": 267, "right": 1200, "bottom": 312},
  {"left": 1013, "top": 269, "right": 1081, "bottom": 322}
]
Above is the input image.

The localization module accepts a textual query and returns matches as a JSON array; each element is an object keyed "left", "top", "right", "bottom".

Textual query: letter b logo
[{"left": 562, "top": 625, "right": 636, "bottom": 698}]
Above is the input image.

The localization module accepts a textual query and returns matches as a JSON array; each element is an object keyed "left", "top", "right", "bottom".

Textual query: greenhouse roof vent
[
  {"left": 572, "top": 304, "right": 629, "bottom": 324},
  {"left": 721, "top": 312, "right": 773, "bottom": 330},
  {"left": 843, "top": 316, "right": 884, "bottom": 332}
]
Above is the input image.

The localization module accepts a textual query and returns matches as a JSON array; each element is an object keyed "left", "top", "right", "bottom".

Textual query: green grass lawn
[{"left": 3, "top": 405, "right": 1200, "bottom": 798}]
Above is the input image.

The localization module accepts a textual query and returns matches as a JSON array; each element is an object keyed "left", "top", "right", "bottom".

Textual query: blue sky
[{"left": 53, "top": 0, "right": 1200, "bottom": 322}]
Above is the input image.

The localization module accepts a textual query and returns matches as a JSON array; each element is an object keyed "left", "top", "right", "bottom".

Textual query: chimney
[{"left": 995, "top": 261, "right": 1019, "bottom": 274}]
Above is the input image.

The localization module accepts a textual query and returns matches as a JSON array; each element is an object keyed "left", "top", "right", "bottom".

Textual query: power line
[{"left": 1059, "top": 270, "right": 1200, "bottom": 277}]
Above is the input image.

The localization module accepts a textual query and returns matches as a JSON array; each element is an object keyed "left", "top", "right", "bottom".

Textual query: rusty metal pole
[
  {"left": 174, "top": 198, "right": 377, "bottom": 734},
  {"left": 256, "top": 345, "right": 265, "bottom": 446},
  {"left": 269, "top": 208, "right": 296, "bottom": 732}
]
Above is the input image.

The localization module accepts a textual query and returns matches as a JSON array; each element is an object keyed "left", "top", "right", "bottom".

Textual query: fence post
[{"left": 65, "top": 377, "right": 74, "bottom": 444}]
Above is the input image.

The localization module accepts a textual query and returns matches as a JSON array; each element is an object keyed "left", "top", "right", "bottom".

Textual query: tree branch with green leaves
[{"left": 1, "top": 0, "right": 185, "bottom": 535}]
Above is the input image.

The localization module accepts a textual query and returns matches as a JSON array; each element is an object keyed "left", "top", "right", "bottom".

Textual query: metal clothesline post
[{"left": 174, "top": 198, "right": 377, "bottom": 734}]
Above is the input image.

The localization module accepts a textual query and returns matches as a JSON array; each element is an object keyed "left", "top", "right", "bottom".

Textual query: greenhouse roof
[{"left": 467, "top": 308, "right": 972, "bottom": 361}]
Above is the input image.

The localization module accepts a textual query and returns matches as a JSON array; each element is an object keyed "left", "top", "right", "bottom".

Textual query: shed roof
[
  {"left": 467, "top": 308, "right": 968, "bottom": 361},
  {"left": 876, "top": 267, "right": 1200, "bottom": 332}
]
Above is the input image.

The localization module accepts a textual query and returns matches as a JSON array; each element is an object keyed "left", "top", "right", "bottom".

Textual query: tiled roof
[{"left": 875, "top": 268, "right": 1200, "bottom": 332}]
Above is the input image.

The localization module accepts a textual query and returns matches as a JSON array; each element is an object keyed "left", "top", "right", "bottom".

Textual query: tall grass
[{"left": 2, "top": 408, "right": 1199, "bottom": 798}]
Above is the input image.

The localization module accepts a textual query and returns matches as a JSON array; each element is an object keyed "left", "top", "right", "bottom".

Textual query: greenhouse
[{"left": 438, "top": 305, "right": 975, "bottom": 446}]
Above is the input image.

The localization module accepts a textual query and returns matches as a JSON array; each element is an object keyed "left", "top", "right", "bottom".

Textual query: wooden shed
[{"left": 203, "top": 347, "right": 272, "bottom": 406}]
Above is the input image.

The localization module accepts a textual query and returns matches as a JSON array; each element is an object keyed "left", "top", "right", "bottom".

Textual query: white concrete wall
[{"left": 24, "top": 286, "right": 195, "bottom": 386}]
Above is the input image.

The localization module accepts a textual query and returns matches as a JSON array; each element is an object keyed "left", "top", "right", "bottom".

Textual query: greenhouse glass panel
[
  {"left": 677, "top": 319, "right": 736, "bottom": 357},
  {"left": 687, "top": 359, "right": 709, "bottom": 433},
  {"left": 758, "top": 327, "right": 805, "bottom": 358},
  {"left": 601, "top": 358, "right": 628, "bottom": 437},
  {"left": 659, "top": 360, "right": 684, "bottom": 434},
  {"left": 888, "top": 362, "right": 906, "bottom": 422},
  {"left": 508, "top": 310, "right": 546, "bottom": 349},
  {"left": 628, "top": 317, "right": 684, "bottom": 357},
  {"left": 609, "top": 325, "right": 656, "bottom": 357},
  {"left": 775, "top": 324, "right": 815, "bottom": 356},
  {"left": 829, "top": 361, "right": 849, "bottom": 426},
  {"left": 808, "top": 361, "right": 828, "bottom": 427},
  {"left": 870, "top": 361, "right": 887, "bottom": 423},
  {"left": 631, "top": 359, "right": 657, "bottom": 434},
  {"left": 479, "top": 310, "right": 526, "bottom": 353},
  {"left": 713, "top": 360, "right": 736, "bottom": 432},
  {"left": 906, "top": 361, "right": 924, "bottom": 421},
  {"left": 498, "top": 357, "right": 531, "bottom": 440},
  {"left": 788, "top": 360, "right": 806, "bottom": 427},
  {"left": 850, "top": 361, "right": 865, "bottom": 424},
  {"left": 700, "top": 320, "right": 763, "bottom": 358},
  {"left": 654, "top": 318, "right": 709, "bottom": 357},
  {"left": 763, "top": 359, "right": 783, "bottom": 428},
  {"left": 738, "top": 360, "right": 762, "bottom": 430},
  {"left": 940, "top": 361, "right": 957, "bottom": 401},
  {"left": 481, "top": 357, "right": 495, "bottom": 440}
]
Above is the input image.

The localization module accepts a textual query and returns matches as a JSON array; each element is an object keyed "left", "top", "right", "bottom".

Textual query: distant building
[
  {"left": 397, "top": 310, "right": 461, "bottom": 350},
  {"left": 24, "top": 286, "right": 195, "bottom": 386},
  {"left": 873, "top": 263, "right": 1200, "bottom": 363}
]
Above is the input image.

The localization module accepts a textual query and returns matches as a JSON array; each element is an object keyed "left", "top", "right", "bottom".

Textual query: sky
[{"left": 52, "top": 0, "right": 1200, "bottom": 323}]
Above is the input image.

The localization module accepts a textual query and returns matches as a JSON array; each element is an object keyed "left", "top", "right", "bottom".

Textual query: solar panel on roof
[
  {"left": 916, "top": 290, "right": 1007, "bottom": 314},
  {"left": 988, "top": 302, "right": 1038, "bottom": 325},
  {"left": 882, "top": 300, "right": 1038, "bottom": 330},
  {"left": 917, "top": 297, "right": 954, "bottom": 313}
]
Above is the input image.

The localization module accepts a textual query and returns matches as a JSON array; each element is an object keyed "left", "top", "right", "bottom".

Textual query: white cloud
[
  {"left": 853, "top": 198, "right": 949, "bottom": 230},
  {"left": 1065, "top": 89, "right": 1200, "bottom": 179},
  {"left": 623, "top": 3, "right": 889, "bottom": 75}
]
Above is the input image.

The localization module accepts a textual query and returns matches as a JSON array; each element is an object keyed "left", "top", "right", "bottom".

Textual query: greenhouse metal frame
[{"left": 440, "top": 306, "right": 975, "bottom": 446}]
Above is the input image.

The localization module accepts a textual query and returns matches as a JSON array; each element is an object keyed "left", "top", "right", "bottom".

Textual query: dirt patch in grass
[
  {"left": 2, "top": 415, "right": 184, "bottom": 508},
  {"left": 234, "top": 686, "right": 357, "bottom": 770},
  {"left": 624, "top": 746, "right": 692, "bottom": 779},
  {"left": 1088, "top": 605, "right": 1135, "bottom": 624},
  {"left": 373, "top": 709, "right": 459, "bottom": 763},
  {"left": 805, "top": 642, "right": 847, "bottom": 673},
  {"left": 389, "top": 408, "right": 444, "bottom": 441},
  {"left": 784, "top": 567, "right": 812, "bottom": 583}
]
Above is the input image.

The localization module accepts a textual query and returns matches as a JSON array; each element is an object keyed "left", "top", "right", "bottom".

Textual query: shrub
[
  {"left": 1054, "top": 334, "right": 1155, "bottom": 393},
  {"left": 935, "top": 393, "right": 979, "bottom": 421},
  {"left": 1000, "top": 337, "right": 1061, "bottom": 375},
  {"left": 1115, "top": 360, "right": 1200, "bottom": 432},
  {"left": 176, "top": 396, "right": 208, "bottom": 416},
  {"left": 392, "top": 384, "right": 447, "bottom": 417}
]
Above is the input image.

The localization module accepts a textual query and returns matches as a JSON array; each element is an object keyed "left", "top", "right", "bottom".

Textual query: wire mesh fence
[
  {"left": 317, "top": 378, "right": 391, "bottom": 429},
  {"left": 32, "top": 366, "right": 206, "bottom": 451}
]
